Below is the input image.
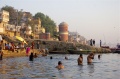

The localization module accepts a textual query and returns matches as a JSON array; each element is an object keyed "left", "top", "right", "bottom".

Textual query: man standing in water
[
  {"left": 77, "top": 54, "right": 83, "bottom": 65},
  {"left": 87, "top": 53, "right": 94, "bottom": 64}
]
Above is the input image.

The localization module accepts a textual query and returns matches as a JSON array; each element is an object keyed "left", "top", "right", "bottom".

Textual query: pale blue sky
[{"left": 0, "top": 0, "right": 120, "bottom": 47}]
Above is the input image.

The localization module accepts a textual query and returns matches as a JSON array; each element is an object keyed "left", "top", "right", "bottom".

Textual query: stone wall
[{"left": 27, "top": 39, "right": 111, "bottom": 53}]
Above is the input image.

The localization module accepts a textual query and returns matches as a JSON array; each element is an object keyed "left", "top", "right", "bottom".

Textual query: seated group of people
[{"left": 5, "top": 42, "right": 25, "bottom": 52}]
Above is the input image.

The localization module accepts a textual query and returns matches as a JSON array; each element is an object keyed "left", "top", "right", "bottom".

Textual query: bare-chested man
[
  {"left": 87, "top": 53, "right": 94, "bottom": 64},
  {"left": 56, "top": 61, "right": 64, "bottom": 69},
  {"left": 77, "top": 54, "right": 83, "bottom": 65}
]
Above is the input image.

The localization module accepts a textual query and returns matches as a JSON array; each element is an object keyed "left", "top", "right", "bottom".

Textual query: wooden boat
[
  {"left": 49, "top": 51, "right": 66, "bottom": 54},
  {"left": 114, "top": 49, "right": 120, "bottom": 53},
  {"left": 67, "top": 49, "right": 95, "bottom": 54},
  {"left": 111, "top": 48, "right": 120, "bottom": 53},
  {"left": 110, "top": 44, "right": 120, "bottom": 53}
]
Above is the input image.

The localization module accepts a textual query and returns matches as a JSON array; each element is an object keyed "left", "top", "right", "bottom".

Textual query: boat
[
  {"left": 67, "top": 49, "right": 95, "bottom": 54},
  {"left": 49, "top": 51, "right": 66, "bottom": 54},
  {"left": 114, "top": 49, "right": 120, "bottom": 53},
  {"left": 101, "top": 46, "right": 110, "bottom": 49},
  {"left": 110, "top": 44, "right": 120, "bottom": 53}
]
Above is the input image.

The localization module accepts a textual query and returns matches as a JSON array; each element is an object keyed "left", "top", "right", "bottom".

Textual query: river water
[{"left": 0, "top": 53, "right": 120, "bottom": 79}]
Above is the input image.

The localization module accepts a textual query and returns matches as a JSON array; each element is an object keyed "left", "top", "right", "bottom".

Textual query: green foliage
[{"left": 34, "top": 12, "right": 57, "bottom": 37}]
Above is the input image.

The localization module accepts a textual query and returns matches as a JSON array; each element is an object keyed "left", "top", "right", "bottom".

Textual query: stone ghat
[
  {"left": 3, "top": 49, "right": 41, "bottom": 58},
  {"left": 28, "top": 39, "right": 111, "bottom": 54}
]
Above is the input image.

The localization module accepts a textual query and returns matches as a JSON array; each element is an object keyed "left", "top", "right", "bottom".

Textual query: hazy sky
[{"left": 0, "top": 0, "right": 120, "bottom": 47}]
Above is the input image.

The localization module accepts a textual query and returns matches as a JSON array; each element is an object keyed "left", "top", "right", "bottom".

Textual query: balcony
[{"left": 2, "top": 18, "right": 9, "bottom": 22}]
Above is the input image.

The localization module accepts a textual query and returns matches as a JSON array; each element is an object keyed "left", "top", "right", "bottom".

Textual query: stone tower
[{"left": 59, "top": 22, "right": 68, "bottom": 42}]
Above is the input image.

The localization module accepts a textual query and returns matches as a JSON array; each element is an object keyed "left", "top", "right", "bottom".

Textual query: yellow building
[
  {"left": 34, "top": 18, "right": 41, "bottom": 34},
  {"left": 33, "top": 18, "right": 46, "bottom": 39},
  {"left": 0, "top": 10, "right": 9, "bottom": 34}
]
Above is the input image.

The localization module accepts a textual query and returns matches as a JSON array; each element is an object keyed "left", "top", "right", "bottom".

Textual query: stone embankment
[
  {"left": 29, "top": 39, "right": 111, "bottom": 54},
  {"left": 3, "top": 49, "right": 41, "bottom": 58},
  {"left": 2, "top": 39, "right": 111, "bottom": 58}
]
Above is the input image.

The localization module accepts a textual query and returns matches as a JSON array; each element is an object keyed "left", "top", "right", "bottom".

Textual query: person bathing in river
[
  {"left": 56, "top": 61, "right": 64, "bottom": 69},
  {"left": 0, "top": 50, "right": 3, "bottom": 60},
  {"left": 98, "top": 54, "right": 101, "bottom": 59},
  {"left": 50, "top": 56, "right": 53, "bottom": 59},
  {"left": 87, "top": 53, "right": 94, "bottom": 64},
  {"left": 77, "top": 54, "right": 83, "bottom": 65},
  {"left": 29, "top": 52, "right": 34, "bottom": 61},
  {"left": 34, "top": 53, "right": 38, "bottom": 58},
  {"left": 65, "top": 56, "right": 68, "bottom": 60}
]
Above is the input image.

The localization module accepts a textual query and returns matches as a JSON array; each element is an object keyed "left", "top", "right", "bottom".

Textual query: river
[{"left": 0, "top": 53, "right": 120, "bottom": 79}]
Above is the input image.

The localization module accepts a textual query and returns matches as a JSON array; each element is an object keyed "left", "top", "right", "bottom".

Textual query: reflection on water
[
  {"left": 0, "top": 53, "right": 120, "bottom": 79},
  {"left": 87, "top": 64, "right": 95, "bottom": 76}
]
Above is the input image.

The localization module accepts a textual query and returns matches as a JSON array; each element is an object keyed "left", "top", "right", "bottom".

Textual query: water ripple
[{"left": 0, "top": 53, "right": 120, "bottom": 79}]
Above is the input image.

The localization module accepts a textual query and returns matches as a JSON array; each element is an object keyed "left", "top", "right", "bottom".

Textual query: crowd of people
[
  {"left": 55, "top": 52, "right": 101, "bottom": 70},
  {"left": 0, "top": 37, "right": 102, "bottom": 70},
  {"left": 0, "top": 39, "right": 26, "bottom": 52},
  {"left": 28, "top": 50, "right": 101, "bottom": 70},
  {"left": 90, "top": 39, "right": 102, "bottom": 47},
  {"left": 90, "top": 39, "right": 95, "bottom": 46},
  {"left": 65, "top": 53, "right": 101, "bottom": 69}
]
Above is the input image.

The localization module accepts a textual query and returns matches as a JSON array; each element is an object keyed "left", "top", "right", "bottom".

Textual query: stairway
[{"left": 2, "top": 34, "right": 17, "bottom": 43}]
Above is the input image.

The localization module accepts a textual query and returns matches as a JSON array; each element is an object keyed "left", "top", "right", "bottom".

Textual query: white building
[
  {"left": 0, "top": 10, "right": 9, "bottom": 33},
  {"left": 69, "top": 31, "right": 87, "bottom": 44}
]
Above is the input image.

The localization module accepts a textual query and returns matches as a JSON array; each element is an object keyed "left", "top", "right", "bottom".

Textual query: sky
[{"left": 0, "top": 0, "right": 120, "bottom": 47}]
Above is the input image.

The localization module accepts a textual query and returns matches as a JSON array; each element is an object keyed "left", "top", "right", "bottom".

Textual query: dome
[{"left": 59, "top": 22, "right": 68, "bottom": 26}]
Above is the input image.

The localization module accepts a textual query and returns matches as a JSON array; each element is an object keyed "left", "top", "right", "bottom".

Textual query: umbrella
[{"left": 15, "top": 36, "right": 27, "bottom": 44}]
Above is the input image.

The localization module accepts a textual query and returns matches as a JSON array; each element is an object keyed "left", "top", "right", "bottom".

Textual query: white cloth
[{"left": 0, "top": 35, "right": 2, "bottom": 41}]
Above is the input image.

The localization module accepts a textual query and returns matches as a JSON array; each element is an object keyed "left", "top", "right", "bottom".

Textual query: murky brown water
[{"left": 0, "top": 53, "right": 120, "bottom": 79}]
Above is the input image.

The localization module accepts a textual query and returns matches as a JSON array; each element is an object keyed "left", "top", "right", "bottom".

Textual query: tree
[{"left": 34, "top": 12, "right": 57, "bottom": 37}]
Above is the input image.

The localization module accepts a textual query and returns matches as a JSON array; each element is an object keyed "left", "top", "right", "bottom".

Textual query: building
[
  {"left": 21, "top": 12, "right": 32, "bottom": 22},
  {"left": 34, "top": 18, "right": 41, "bottom": 34},
  {"left": 59, "top": 22, "right": 68, "bottom": 42},
  {"left": 0, "top": 10, "right": 9, "bottom": 34},
  {"left": 68, "top": 32, "right": 79, "bottom": 42},
  {"left": 68, "top": 31, "right": 87, "bottom": 44}
]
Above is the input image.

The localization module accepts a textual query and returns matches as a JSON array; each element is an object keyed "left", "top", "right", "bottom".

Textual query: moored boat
[
  {"left": 110, "top": 44, "right": 120, "bottom": 53},
  {"left": 49, "top": 51, "right": 66, "bottom": 54},
  {"left": 67, "top": 49, "right": 95, "bottom": 54}
]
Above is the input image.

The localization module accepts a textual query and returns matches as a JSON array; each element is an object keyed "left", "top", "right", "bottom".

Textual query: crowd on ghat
[
  {"left": 0, "top": 39, "right": 26, "bottom": 52},
  {"left": 0, "top": 38, "right": 49, "bottom": 60}
]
